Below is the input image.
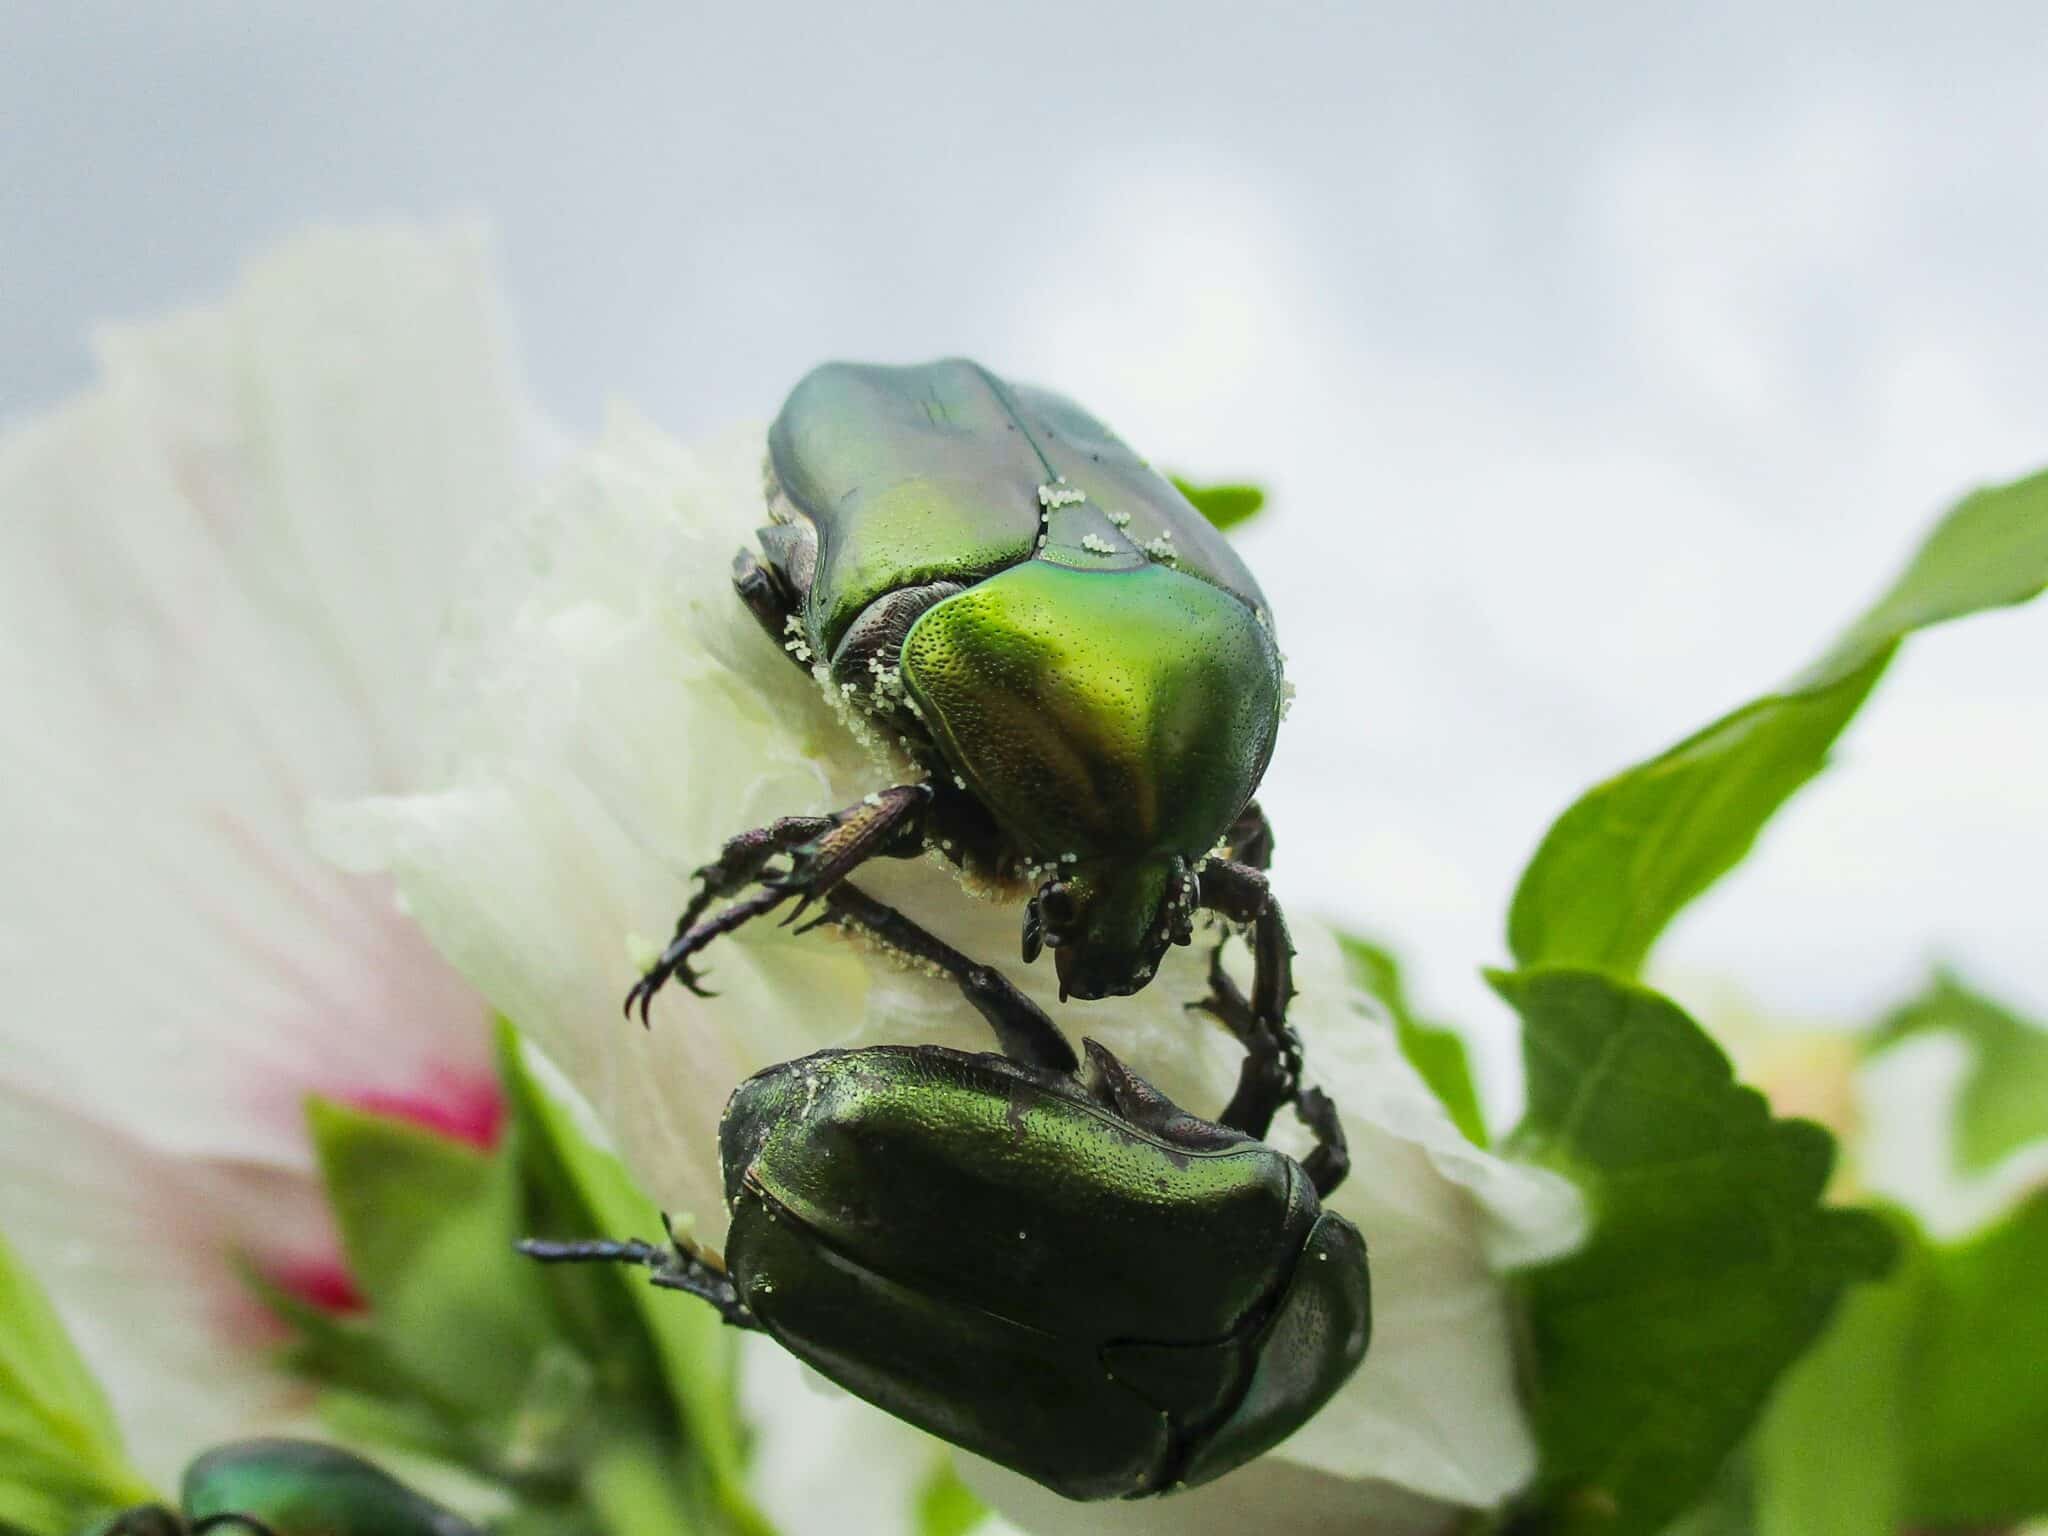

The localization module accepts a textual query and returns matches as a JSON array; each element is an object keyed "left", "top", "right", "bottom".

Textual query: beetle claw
[{"left": 624, "top": 972, "right": 665, "bottom": 1026}]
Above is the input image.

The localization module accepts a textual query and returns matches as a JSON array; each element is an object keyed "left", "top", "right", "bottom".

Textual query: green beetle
[
  {"left": 628, "top": 359, "right": 1344, "bottom": 1190},
  {"left": 524, "top": 1039, "right": 1371, "bottom": 1500},
  {"left": 87, "top": 1440, "right": 480, "bottom": 1536}
]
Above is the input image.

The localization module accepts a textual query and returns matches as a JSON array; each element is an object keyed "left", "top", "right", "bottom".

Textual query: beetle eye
[
  {"left": 1038, "top": 882, "right": 1077, "bottom": 933},
  {"left": 1020, "top": 904, "right": 1045, "bottom": 964}
]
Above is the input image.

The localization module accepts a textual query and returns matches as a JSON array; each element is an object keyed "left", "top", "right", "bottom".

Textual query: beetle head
[{"left": 1031, "top": 856, "right": 1198, "bottom": 1000}]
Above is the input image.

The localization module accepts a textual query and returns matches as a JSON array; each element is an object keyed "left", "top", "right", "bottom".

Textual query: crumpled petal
[
  {"left": 0, "top": 224, "right": 522, "bottom": 1169},
  {"left": 324, "top": 404, "right": 1585, "bottom": 1513},
  {"left": 962, "top": 1455, "right": 1456, "bottom": 1536}
]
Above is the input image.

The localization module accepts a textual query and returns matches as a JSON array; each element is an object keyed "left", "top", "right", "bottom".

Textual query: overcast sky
[{"left": 8, "top": 2, "right": 2045, "bottom": 1106}]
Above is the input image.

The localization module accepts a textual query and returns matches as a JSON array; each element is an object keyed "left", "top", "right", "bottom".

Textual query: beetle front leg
[
  {"left": 1295, "top": 1086, "right": 1351, "bottom": 1198},
  {"left": 1198, "top": 805, "right": 1290, "bottom": 1122},
  {"left": 1196, "top": 859, "right": 1298, "bottom": 1095},
  {"left": 627, "top": 784, "right": 931, "bottom": 1021},
  {"left": 1189, "top": 942, "right": 1298, "bottom": 1139},
  {"left": 652, "top": 813, "right": 838, "bottom": 982},
  {"left": 518, "top": 1227, "right": 763, "bottom": 1331},
  {"left": 823, "top": 882, "right": 1080, "bottom": 1075}
]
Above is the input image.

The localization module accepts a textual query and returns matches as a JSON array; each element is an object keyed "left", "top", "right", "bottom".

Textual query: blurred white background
[{"left": 7, "top": 2, "right": 2044, "bottom": 1107}]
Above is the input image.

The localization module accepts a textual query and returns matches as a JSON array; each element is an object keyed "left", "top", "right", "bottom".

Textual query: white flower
[
  {"left": 0, "top": 222, "right": 996, "bottom": 1534},
  {"left": 0, "top": 225, "right": 532, "bottom": 1482},
  {"left": 323, "top": 394, "right": 1585, "bottom": 1521},
  {"left": 0, "top": 223, "right": 520, "bottom": 1170},
  {"left": 0, "top": 208, "right": 1588, "bottom": 1534}
]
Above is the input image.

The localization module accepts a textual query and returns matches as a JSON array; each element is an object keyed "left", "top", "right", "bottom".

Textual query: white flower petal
[
  {"left": 0, "top": 225, "right": 525, "bottom": 1165},
  {"left": 738, "top": 1341, "right": 966, "bottom": 1536},
  {"left": 0, "top": 1081, "right": 330, "bottom": 1485},
  {"left": 330, "top": 396, "right": 1583, "bottom": 1511},
  {"left": 1858, "top": 1033, "right": 2048, "bottom": 1238}
]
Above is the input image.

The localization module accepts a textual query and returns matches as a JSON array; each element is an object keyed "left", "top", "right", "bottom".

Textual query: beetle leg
[
  {"left": 772, "top": 783, "right": 932, "bottom": 927},
  {"left": 1195, "top": 810, "right": 1289, "bottom": 1126},
  {"left": 1190, "top": 859, "right": 1348, "bottom": 1195},
  {"left": 1296, "top": 1086, "right": 1352, "bottom": 1199},
  {"left": 1187, "top": 942, "right": 1298, "bottom": 1140},
  {"left": 629, "top": 886, "right": 792, "bottom": 1019},
  {"left": 627, "top": 784, "right": 931, "bottom": 1022},
  {"left": 660, "top": 813, "right": 837, "bottom": 965},
  {"left": 518, "top": 1230, "right": 763, "bottom": 1331},
  {"left": 822, "top": 882, "right": 1080, "bottom": 1075},
  {"left": 1194, "top": 860, "right": 1298, "bottom": 1064}
]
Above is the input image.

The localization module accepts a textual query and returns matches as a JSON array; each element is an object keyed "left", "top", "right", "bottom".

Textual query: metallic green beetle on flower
[
  {"left": 628, "top": 359, "right": 1346, "bottom": 1189},
  {"left": 530, "top": 362, "right": 1373, "bottom": 1499},
  {"left": 525, "top": 1042, "right": 1371, "bottom": 1500},
  {"left": 88, "top": 1440, "right": 480, "bottom": 1536}
]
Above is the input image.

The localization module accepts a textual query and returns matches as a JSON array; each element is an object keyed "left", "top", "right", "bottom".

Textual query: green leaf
[
  {"left": 1657, "top": 1450, "right": 1755, "bottom": 1536},
  {"left": 495, "top": 1025, "right": 775, "bottom": 1536},
  {"left": 1816, "top": 468, "right": 2048, "bottom": 672},
  {"left": 1753, "top": 1194, "right": 2048, "bottom": 1531},
  {"left": 915, "top": 1458, "right": 987, "bottom": 1536},
  {"left": 1508, "top": 654, "right": 1888, "bottom": 977},
  {"left": 306, "top": 1098, "right": 556, "bottom": 1430},
  {"left": 1509, "top": 464, "right": 2048, "bottom": 976},
  {"left": 1495, "top": 969, "right": 1895, "bottom": 1536},
  {"left": 1754, "top": 1209, "right": 1923, "bottom": 1536},
  {"left": 1870, "top": 972, "right": 2048, "bottom": 1172},
  {"left": 500, "top": 1047, "right": 672, "bottom": 1432},
  {"left": 1905, "top": 1190, "right": 2048, "bottom": 1525},
  {"left": 1168, "top": 475, "right": 1266, "bottom": 531},
  {"left": 1337, "top": 934, "right": 1488, "bottom": 1144},
  {"left": 0, "top": 1229, "right": 155, "bottom": 1535}
]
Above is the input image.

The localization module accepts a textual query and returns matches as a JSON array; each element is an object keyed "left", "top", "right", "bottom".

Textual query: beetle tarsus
[
  {"left": 627, "top": 815, "right": 836, "bottom": 1019},
  {"left": 687, "top": 815, "right": 836, "bottom": 923},
  {"left": 628, "top": 885, "right": 791, "bottom": 1022},
  {"left": 1192, "top": 951, "right": 1295, "bottom": 1139},
  {"left": 1296, "top": 1086, "right": 1351, "bottom": 1198},
  {"left": 627, "top": 787, "right": 930, "bottom": 1020},
  {"left": 823, "top": 882, "right": 1080, "bottom": 1075},
  {"left": 1187, "top": 890, "right": 1346, "bottom": 1195}
]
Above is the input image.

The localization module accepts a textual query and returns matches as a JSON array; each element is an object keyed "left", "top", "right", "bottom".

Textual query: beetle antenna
[
  {"left": 517, "top": 1236, "right": 672, "bottom": 1270},
  {"left": 518, "top": 1233, "right": 765, "bottom": 1331}
]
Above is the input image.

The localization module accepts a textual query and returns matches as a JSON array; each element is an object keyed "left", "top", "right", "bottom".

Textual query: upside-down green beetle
[
  {"left": 627, "top": 359, "right": 1345, "bottom": 1191},
  {"left": 524, "top": 1040, "right": 1371, "bottom": 1501},
  {"left": 88, "top": 1440, "right": 480, "bottom": 1536}
]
